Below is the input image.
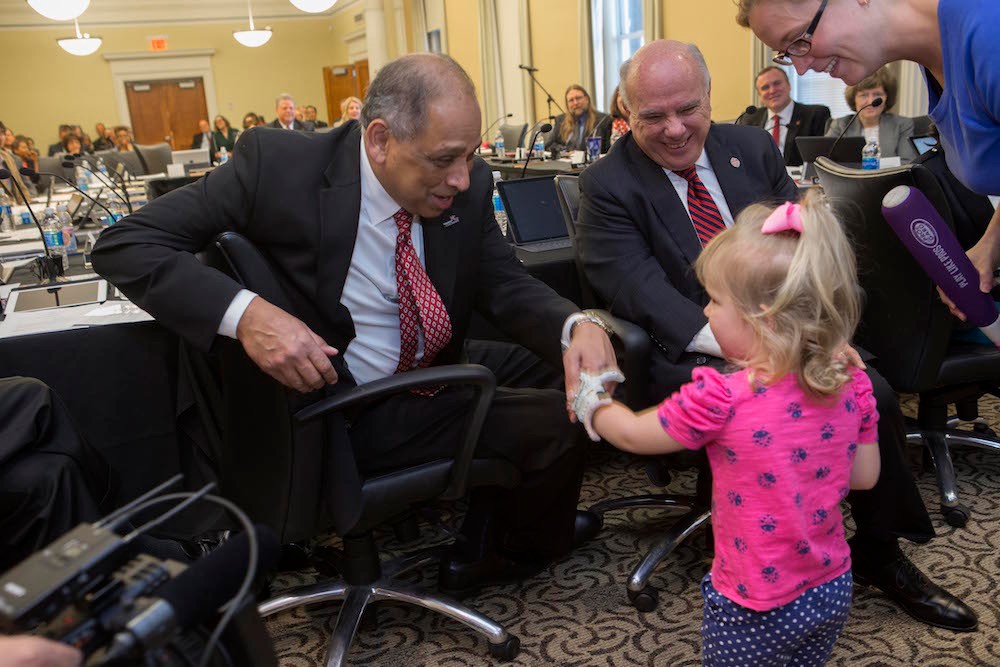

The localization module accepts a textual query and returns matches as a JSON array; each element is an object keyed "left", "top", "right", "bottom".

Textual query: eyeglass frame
[{"left": 772, "top": 0, "right": 829, "bottom": 66}]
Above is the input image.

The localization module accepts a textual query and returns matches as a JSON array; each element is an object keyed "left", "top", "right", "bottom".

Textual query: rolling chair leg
[
  {"left": 258, "top": 580, "right": 349, "bottom": 617},
  {"left": 326, "top": 587, "right": 373, "bottom": 667},
  {"left": 589, "top": 493, "right": 697, "bottom": 516},
  {"left": 922, "top": 432, "right": 969, "bottom": 528},
  {"left": 626, "top": 507, "right": 711, "bottom": 613}
]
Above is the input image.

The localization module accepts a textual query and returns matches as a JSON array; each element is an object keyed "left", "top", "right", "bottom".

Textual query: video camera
[{"left": 0, "top": 476, "right": 279, "bottom": 666}]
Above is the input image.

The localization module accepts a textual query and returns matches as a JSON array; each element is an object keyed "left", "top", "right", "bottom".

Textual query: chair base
[
  {"left": 259, "top": 548, "right": 520, "bottom": 665},
  {"left": 589, "top": 494, "right": 711, "bottom": 612},
  {"left": 907, "top": 424, "right": 1000, "bottom": 528}
]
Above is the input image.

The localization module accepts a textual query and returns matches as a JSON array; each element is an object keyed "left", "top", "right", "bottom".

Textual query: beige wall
[
  {"left": 443, "top": 0, "right": 483, "bottom": 116},
  {"left": 528, "top": 0, "right": 584, "bottom": 123},
  {"left": 1, "top": 14, "right": 356, "bottom": 145}
]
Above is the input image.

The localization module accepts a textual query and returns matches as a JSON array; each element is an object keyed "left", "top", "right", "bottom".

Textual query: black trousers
[
  {"left": 347, "top": 342, "right": 585, "bottom": 561},
  {"left": 0, "top": 377, "right": 115, "bottom": 573}
]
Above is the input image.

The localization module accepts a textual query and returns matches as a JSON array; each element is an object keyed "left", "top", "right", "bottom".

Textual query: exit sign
[{"left": 149, "top": 36, "right": 168, "bottom": 51}]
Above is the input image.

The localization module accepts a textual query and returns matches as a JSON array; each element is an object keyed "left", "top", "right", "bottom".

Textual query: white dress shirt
[
  {"left": 662, "top": 150, "right": 735, "bottom": 358},
  {"left": 218, "top": 137, "right": 427, "bottom": 386},
  {"left": 767, "top": 101, "right": 795, "bottom": 157}
]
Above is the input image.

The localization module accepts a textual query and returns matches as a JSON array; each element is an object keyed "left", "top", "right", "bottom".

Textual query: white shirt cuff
[
  {"left": 685, "top": 323, "right": 722, "bottom": 358},
  {"left": 218, "top": 289, "right": 258, "bottom": 339}
]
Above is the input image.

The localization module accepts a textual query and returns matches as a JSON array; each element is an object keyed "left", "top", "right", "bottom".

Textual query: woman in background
[
  {"left": 825, "top": 67, "right": 916, "bottom": 162},
  {"left": 609, "top": 85, "right": 630, "bottom": 145},
  {"left": 212, "top": 115, "right": 238, "bottom": 155},
  {"left": 334, "top": 96, "right": 363, "bottom": 127}
]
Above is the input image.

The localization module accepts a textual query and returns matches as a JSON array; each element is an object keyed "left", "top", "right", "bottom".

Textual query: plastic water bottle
[
  {"left": 861, "top": 140, "right": 881, "bottom": 170},
  {"left": 41, "top": 207, "right": 67, "bottom": 270},
  {"left": 218, "top": 146, "right": 229, "bottom": 165},
  {"left": 493, "top": 132, "right": 505, "bottom": 159},
  {"left": 0, "top": 189, "right": 12, "bottom": 232},
  {"left": 97, "top": 157, "right": 109, "bottom": 179},
  {"left": 534, "top": 132, "right": 546, "bottom": 161},
  {"left": 75, "top": 165, "right": 89, "bottom": 193},
  {"left": 105, "top": 195, "right": 123, "bottom": 225},
  {"left": 56, "top": 204, "right": 77, "bottom": 252},
  {"left": 95, "top": 193, "right": 110, "bottom": 227},
  {"left": 491, "top": 170, "right": 507, "bottom": 235}
]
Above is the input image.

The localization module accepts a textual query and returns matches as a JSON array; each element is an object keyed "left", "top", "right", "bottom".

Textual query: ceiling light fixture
[
  {"left": 27, "top": 0, "right": 90, "bottom": 22},
  {"left": 233, "top": 0, "right": 272, "bottom": 48},
  {"left": 57, "top": 17, "right": 101, "bottom": 56},
  {"left": 288, "top": 0, "right": 338, "bottom": 12}
]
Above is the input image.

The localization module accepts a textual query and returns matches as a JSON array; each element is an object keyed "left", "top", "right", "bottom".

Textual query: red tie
[
  {"left": 393, "top": 209, "right": 453, "bottom": 378},
  {"left": 771, "top": 116, "right": 781, "bottom": 147},
  {"left": 673, "top": 167, "right": 727, "bottom": 247}
]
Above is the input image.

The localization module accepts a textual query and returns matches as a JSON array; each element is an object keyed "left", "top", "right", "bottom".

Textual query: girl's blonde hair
[{"left": 695, "top": 189, "right": 862, "bottom": 397}]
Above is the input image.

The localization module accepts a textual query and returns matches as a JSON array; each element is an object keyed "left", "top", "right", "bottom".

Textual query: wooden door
[
  {"left": 125, "top": 78, "right": 209, "bottom": 149},
  {"left": 322, "top": 60, "right": 369, "bottom": 125}
]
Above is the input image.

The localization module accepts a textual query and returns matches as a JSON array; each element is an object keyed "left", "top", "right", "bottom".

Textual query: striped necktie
[{"left": 673, "top": 166, "right": 727, "bottom": 247}]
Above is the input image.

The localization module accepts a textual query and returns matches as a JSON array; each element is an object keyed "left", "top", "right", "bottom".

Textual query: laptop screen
[
  {"left": 496, "top": 176, "right": 568, "bottom": 244},
  {"left": 910, "top": 135, "right": 939, "bottom": 155}
]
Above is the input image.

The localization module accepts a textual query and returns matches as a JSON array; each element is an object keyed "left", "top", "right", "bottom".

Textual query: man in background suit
[
  {"left": 269, "top": 93, "right": 314, "bottom": 131},
  {"left": 737, "top": 66, "right": 830, "bottom": 167},
  {"left": 190, "top": 119, "right": 215, "bottom": 151},
  {"left": 304, "top": 105, "right": 328, "bottom": 128},
  {"left": 47, "top": 124, "right": 72, "bottom": 157},
  {"left": 576, "top": 39, "right": 977, "bottom": 632},
  {"left": 94, "top": 53, "right": 615, "bottom": 596}
]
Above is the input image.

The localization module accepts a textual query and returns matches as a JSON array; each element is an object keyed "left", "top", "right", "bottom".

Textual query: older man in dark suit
[
  {"left": 738, "top": 66, "right": 830, "bottom": 167},
  {"left": 576, "top": 39, "right": 977, "bottom": 632},
  {"left": 93, "top": 53, "right": 615, "bottom": 596},
  {"left": 269, "top": 93, "right": 314, "bottom": 131}
]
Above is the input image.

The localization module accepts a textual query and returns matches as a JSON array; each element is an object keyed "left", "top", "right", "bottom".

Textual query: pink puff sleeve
[
  {"left": 852, "top": 369, "right": 879, "bottom": 443},
  {"left": 656, "top": 367, "right": 733, "bottom": 450}
]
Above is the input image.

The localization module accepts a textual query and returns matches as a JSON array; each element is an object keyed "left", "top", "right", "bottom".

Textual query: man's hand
[
  {"left": 937, "top": 217, "right": 1000, "bottom": 321},
  {"left": 236, "top": 296, "right": 339, "bottom": 393},
  {"left": 837, "top": 343, "right": 866, "bottom": 370},
  {"left": 0, "top": 636, "right": 82, "bottom": 667},
  {"left": 563, "top": 321, "right": 619, "bottom": 420}
]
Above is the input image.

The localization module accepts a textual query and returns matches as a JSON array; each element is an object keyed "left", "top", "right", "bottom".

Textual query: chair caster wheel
[
  {"left": 488, "top": 635, "right": 520, "bottom": 661},
  {"left": 941, "top": 504, "right": 970, "bottom": 528},
  {"left": 973, "top": 422, "right": 997, "bottom": 438},
  {"left": 628, "top": 585, "right": 659, "bottom": 612},
  {"left": 645, "top": 459, "right": 672, "bottom": 487}
]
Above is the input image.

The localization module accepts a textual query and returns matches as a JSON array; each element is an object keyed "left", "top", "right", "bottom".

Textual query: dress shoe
[
  {"left": 573, "top": 509, "right": 603, "bottom": 548},
  {"left": 438, "top": 551, "right": 548, "bottom": 599},
  {"left": 854, "top": 554, "right": 978, "bottom": 631}
]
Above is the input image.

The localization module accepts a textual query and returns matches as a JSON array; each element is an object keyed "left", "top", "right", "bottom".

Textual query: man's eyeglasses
[{"left": 772, "top": 0, "right": 828, "bottom": 66}]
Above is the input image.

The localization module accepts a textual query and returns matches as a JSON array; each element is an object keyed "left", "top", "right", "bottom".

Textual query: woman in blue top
[{"left": 737, "top": 0, "right": 1000, "bottom": 318}]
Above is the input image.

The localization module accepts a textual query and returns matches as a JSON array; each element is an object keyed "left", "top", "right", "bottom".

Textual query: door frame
[{"left": 104, "top": 49, "right": 217, "bottom": 136}]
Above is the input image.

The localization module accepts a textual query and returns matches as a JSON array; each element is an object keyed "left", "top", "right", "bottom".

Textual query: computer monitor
[
  {"left": 795, "top": 136, "right": 867, "bottom": 165},
  {"left": 496, "top": 176, "right": 569, "bottom": 247},
  {"left": 171, "top": 148, "right": 211, "bottom": 169}
]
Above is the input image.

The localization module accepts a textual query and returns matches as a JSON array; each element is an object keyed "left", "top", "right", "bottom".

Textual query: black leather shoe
[
  {"left": 573, "top": 510, "right": 603, "bottom": 548},
  {"left": 438, "top": 551, "right": 547, "bottom": 599},
  {"left": 854, "top": 555, "right": 978, "bottom": 632}
]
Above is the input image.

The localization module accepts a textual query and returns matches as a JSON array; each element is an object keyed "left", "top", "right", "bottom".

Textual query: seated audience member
[
  {"left": 305, "top": 105, "right": 328, "bottom": 128},
  {"left": 2, "top": 125, "right": 14, "bottom": 150},
  {"left": 191, "top": 119, "right": 215, "bottom": 152},
  {"left": 825, "top": 66, "right": 918, "bottom": 162},
  {"left": 0, "top": 121, "right": 33, "bottom": 203},
  {"left": 61, "top": 134, "right": 82, "bottom": 158},
  {"left": 47, "top": 124, "right": 72, "bottom": 157},
  {"left": 114, "top": 126, "right": 135, "bottom": 152},
  {"left": 213, "top": 115, "right": 238, "bottom": 155},
  {"left": 72, "top": 125, "right": 93, "bottom": 153},
  {"left": 93, "top": 53, "right": 616, "bottom": 598},
  {"left": 576, "top": 38, "right": 977, "bottom": 633},
  {"left": 333, "top": 96, "right": 362, "bottom": 127},
  {"left": 546, "top": 84, "right": 611, "bottom": 154},
  {"left": 609, "top": 85, "right": 630, "bottom": 145},
  {"left": 10, "top": 136, "right": 40, "bottom": 197},
  {"left": 93, "top": 122, "right": 115, "bottom": 151},
  {"left": 737, "top": 66, "right": 830, "bottom": 166},
  {"left": 241, "top": 112, "right": 260, "bottom": 130},
  {"left": 269, "top": 93, "right": 314, "bottom": 131}
]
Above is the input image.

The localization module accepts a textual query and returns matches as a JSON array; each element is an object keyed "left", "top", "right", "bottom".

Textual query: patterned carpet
[{"left": 263, "top": 395, "right": 1000, "bottom": 666}]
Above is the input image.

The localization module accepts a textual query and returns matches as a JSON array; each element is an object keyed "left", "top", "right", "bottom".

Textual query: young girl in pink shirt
[{"left": 576, "top": 192, "right": 881, "bottom": 666}]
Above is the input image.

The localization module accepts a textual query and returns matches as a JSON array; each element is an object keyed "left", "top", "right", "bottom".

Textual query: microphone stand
[
  {"left": 0, "top": 168, "right": 59, "bottom": 283},
  {"left": 520, "top": 124, "right": 553, "bottom": 179},
  {"left": 522, "top": 67, "right": 564, "bottom": 124},
  {"left": 24, "top": 168, "right": 118, "bottom": 225},
  {"left": 69, "top": 156, "right": 132, "bottom": 213}
]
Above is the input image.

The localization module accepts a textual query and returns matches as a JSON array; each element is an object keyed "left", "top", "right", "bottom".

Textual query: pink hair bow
[{"left": 761, "top": 202, "right": 803, "bottom": 235}]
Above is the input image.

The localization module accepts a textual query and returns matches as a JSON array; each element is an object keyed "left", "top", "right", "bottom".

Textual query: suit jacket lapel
[
  {"left": 705, "top": 127, "right": 755, "bottom": 217},
  {"left": 318, "top": 129, "right": 362, "bottom": 309},
  {"left": 626, "top": 139, "right": 702, "bottom": 266},
  {"left": 421, "top": 212, "right": 461, "bottom": 311},
  {"left": 786, "top": 104, "right": 805, "bottom": 151}
]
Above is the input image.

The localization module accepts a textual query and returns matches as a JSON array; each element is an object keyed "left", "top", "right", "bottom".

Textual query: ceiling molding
[
  {"left": 0, "top": 0, "right": 364, "bottom": 30},
  {"left": 103, "top": 48, "right": 217, "bottom": 62}
]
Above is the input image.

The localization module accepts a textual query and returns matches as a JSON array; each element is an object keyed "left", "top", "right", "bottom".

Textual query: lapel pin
[
  {"left": 730, "top": 157, "right": 741, "bottom": 169},
  {"left": 443, "top": 215, "right": 460, "bottom": 227}
]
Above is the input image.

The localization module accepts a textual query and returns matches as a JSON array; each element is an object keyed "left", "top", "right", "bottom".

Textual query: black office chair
[
  {"left": 499, "top": 123, "right": 528, "bottom": 151},
  {"left": 189, "top": 232, "right": 523, "bottom": 664},
  {"left": 815, "top": 156, "right": 1000, "bottom": 527},
  {"left": 134, "top": 142, "right": 172, "bottom": 175},
  {"left": 554, "top": 174, "right": 712, "bottom": 611}
]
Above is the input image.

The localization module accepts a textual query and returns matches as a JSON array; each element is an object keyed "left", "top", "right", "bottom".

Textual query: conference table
[{"left": 484, "top": 155, "right": 587, "bottom": 180}]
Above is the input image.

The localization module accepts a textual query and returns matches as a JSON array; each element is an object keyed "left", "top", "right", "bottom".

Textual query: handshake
[{"left": 571, "top": 368, "right": 624, "bottom": 441}]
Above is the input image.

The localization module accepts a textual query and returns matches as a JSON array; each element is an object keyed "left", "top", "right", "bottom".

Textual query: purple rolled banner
[{"left": 881, "top": 185, "right": 1000, "bottom": 347}]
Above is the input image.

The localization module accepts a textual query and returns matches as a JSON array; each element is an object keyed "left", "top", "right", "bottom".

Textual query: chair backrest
[
  {"left": 499, "top": 123, "right": 528, "bottom": 150},
  {"left": 911, "top": 114, "right": 934, "bottom": 137},
  {"left": 814, "top": 157, "right": 955, "bottom": 392},
  {"left": 553, "top": 174, "right": 597, "bottom": 308},
  {"left": 135, "top": 142, "right": 172, "bottom": 175},
  {"left": 37, "top": 155, "right": 74, "bottom": 190},
  {"left": 99, "top": 150, "right": 145, "bottom": 178}
]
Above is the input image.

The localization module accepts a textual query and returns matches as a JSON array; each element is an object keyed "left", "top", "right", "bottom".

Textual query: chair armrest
[
  {"left": 294, "top": 364, "right": 497, "bottom": 499},
  {"left": 591, "top": 310, "right": 651, "bottom": 410}
]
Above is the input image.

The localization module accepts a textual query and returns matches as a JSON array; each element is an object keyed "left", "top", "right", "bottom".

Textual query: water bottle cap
[{"left": 44, "top": 207, "right": 55, "bottom": 215}]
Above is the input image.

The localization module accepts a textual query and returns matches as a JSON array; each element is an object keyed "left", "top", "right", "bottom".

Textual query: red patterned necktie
[
  {"left": 673, "top": 166, "right": 727, "bottom": 247},
  {"left": 771, "top": 116, "right": 782, "bottom": 146},
  {"left": 393, "top": 209, "right": 453, "bottom": 381}
]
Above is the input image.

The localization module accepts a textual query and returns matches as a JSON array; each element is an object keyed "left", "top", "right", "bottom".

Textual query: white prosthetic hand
[{"left": 571, "top": 368, "right": 625, "bottom": 441}]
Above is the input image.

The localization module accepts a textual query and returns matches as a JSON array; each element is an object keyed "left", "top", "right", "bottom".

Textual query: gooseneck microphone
[
  {"left": 735, "top": 105, "right": 758, "bottom": 124},
  {"left": 0, "top": 167, "right": 60, "bottom": 282},
  {"left": 21, "top": 167, "right": 117, "bottom": 224},
  {"left": 64, "top": 157, "right": 132, "bottom": 214},
  {"left": 518, "top": 64, "right": 538, "bottom": 72},
  {"left": 0, "top": 169, "right": 47, "bottom": 257},
  {"left": 480, "top": 113, "right": 514, "bottom": 144},
  {"left": 520, "top": 122, "right": 553, "bottom": 179},
  {"left": 589, "top": 114, "right": 611, "bottom": 139},
  {"left": 828, "top": 97, "right": 883, "bottom": 160}
]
